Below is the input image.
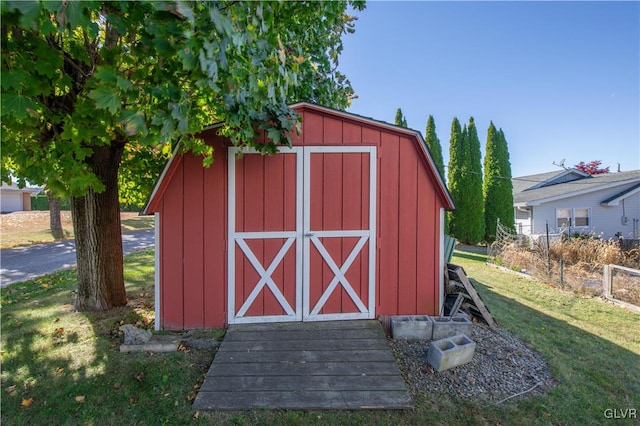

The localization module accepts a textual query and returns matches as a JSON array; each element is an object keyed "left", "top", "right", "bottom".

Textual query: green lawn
[{"left": 1, "top": 250, "right": 638, "bottom": 425}]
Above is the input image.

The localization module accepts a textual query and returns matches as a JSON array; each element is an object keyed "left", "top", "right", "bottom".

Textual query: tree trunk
[
  {"left": 47, "top": 190, "right": 63, "bottom": 239},
  {"left": 71, "top": 142, "right": 127, "bottom": 311}
]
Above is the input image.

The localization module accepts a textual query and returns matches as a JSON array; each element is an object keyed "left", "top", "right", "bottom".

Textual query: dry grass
[
  {"left": 494, "top": 235, "right": 640, "bottom": 305},
  {"left": 0, "top": 211, "right": 153, "bottom": 249},
  {"left": 548, "top": 236, "right": 629, "bottom": 268},
  {"left": 610, "top": 267, "right": 640, "bottom": 307}
]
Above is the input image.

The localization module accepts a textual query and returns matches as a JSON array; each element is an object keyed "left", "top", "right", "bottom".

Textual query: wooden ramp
[{"left": 193, "top": 320, "right": 413, "bottom": 410}]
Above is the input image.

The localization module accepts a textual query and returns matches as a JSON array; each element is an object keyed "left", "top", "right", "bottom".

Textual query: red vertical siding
[
  {"left": 377, "top": 133, "right": 400, "bottom": 315},
  {"left": 343, "top": 121, "right": 362, "bottom": 144},
  {"left": 343, "top": 154, "right": 363, "bottom": 307},
  {"left": 302, "top": 110, "right": 323, "bottom": 142},
  {"left": 150, "top": 105, "right": 450, "bottom": 329},
  {"left": 161, "top": 158, "right": 184, "bottom": 329},
  {"left": 397, "top": 138, "right": 419, "bottom": 314},
  {"left": 232, "top": 151, "right": 298, "bottom": 318},
  {"left": 182, "top": 155, "right": 205, "bottom": 328},
  {"left": 416, "top": 166, "right": 430, "bottom": 313},
  {"left": 321, "top": 153, "right": 341, "bottom": 312},
  {"left": 323, "top": 116, "right": 343, "bottom": 144},
  {"left": 203, "top": 140, "right": 227, "bottom": 327}
]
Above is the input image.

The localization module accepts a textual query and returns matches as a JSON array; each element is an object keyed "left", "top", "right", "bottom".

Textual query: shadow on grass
[
  {"left": 462, "top": 275, "right": 640, "bottom": 424},
  {"left": 0, "top": 250, "right": 217, "bottom": 425},
  {"left": 3, "top": 248, "right": 638, "bottom": 425},
  {"left": 452, "top": 250, "right": 487, "bottom": 263}
]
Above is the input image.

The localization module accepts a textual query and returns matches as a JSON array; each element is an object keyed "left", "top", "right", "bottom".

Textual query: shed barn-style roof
[{"left": 144, "top": 102, "right": 454, "bottom": 214}]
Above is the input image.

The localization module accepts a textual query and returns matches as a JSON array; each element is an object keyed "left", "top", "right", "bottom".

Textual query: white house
[
  {"left": 513, "top": 169, "right": 640, "bottom": 240},
  {"left": 0, "top": 180, "right": 42, "bottom": 213}
]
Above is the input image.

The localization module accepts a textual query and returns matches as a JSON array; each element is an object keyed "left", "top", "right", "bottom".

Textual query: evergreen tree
[
  {"left": 424, "top": 115, "right": 445, "bottom": 181},
  {"left": 465, "top": 117, "right": 485, "bottom": 244},
  {"left": 447, "top": 118, "right": 485, "bottom": 244},
  {"left": 447, "top": 117, "right": 465, "bottom": 240},
  {"left": 484, "top": 124, "right": 515, "bottom": 241},
  {"left": 394, "top": 108, "right": 408, "bottom": 127}
]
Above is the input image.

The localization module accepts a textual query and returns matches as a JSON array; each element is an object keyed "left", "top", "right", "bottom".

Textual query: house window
[
  {"left": 574, "top": 208, "right": 590, "bottom": 227},
  {"left": 556, "top": 208, "right": 590, "bottom": 228},
  {"left": 556, "top": 208, "right": 571, "bottom": 227}
]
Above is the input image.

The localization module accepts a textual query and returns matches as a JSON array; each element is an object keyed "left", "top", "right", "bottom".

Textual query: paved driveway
[{"left": 0, "top": 229, "right": 155, "bottom": 287}]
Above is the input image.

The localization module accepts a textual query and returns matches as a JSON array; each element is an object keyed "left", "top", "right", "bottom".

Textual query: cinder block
[
  {"left": 430, "top": 314, "right": 473, "bottom": 340},
  {"left": 391, "top": 315, "right": 433, "bottom": 340},
  {"left": 427, "top": 334, "right": 476, "bottom": 372}
]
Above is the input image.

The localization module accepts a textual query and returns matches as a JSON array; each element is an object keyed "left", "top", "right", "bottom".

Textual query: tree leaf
[
  {"left": 94, "top": 66, "right": 118, "bottom": 84},
  {"left": 7, "top": 1, "right": 40, "bottom": 28},
  {"left": 64, "top": 0, "right": 84, "bottom": 29},
  {"left": 87, "top": 87, "right": 120, "bottom": 114},
  {"left": 1, "top": 94, "right": 37, "bottom": 120}
]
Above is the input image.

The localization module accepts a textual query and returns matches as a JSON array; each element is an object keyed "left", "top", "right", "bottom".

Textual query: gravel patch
[{"left": 390, "top": 321, "right": 556, "bottom": 403}]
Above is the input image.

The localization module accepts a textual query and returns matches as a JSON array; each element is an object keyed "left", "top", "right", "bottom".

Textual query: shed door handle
[{"left": 304, "top": 232, "right": 315, "bottom": 237}]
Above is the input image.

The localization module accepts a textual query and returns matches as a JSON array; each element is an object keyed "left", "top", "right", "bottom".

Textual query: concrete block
[
  {"left": 120, "top": 335, "right": 181, "bottom": 353},
  {"left": 427, "top": 334, "right": 476, "bottom": 372},
  {"left": 430, "top": 314, "right": 473, "bottom": 340},
  {"left": 391, "top": 315, "right": 433, "bottom": 340}
]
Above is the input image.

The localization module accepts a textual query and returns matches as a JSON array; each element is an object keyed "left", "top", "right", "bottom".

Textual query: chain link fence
[{"left": 488, "top": 220, "right": 640, "bottom": 299}]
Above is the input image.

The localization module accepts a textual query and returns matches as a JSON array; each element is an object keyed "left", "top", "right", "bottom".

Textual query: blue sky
[{"left": 338, "top": 1, "right": 640, "bottom": 177}]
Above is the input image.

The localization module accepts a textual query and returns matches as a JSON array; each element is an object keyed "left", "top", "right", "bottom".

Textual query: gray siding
[{"left": 529, "top": 184, "right": 640, "bottom": 239}]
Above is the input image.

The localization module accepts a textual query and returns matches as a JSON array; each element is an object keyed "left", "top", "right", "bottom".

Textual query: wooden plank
[
  {"left": 213, "top": 349, "right": 395, "bottom": 364},
  {"left": 193, "top": 390, "right": 412, "bottom": 410},
  {"left": 448, "top": 263, "right": 498, "bottom": 328},
  {"left": 223, "top": 328, "right": 382, "bottom": 342},
  {"left": 199, "top": 374, "right": 407, "bottom": 392},
  {"left": 220, "top": 338, "right": 389, "bottom": 352},
  {"left": 207, "top": 360, "right": 402, "bottom": 377},
  {"left": 443, "top": 234, "right": 457, "bottom": 263},
  {"left": 194, "top": 320, "right": 412, "bottom": 411},
  {"left": 229, "top": 319, "right": 380, "bottom": 332}
]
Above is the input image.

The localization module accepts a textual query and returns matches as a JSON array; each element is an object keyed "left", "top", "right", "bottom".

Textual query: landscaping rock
[
  {"left": 390, "top": 321, "right": 555, "bottom": 402},
  {"left": 120, "top": 340, "right": 180, "bottom": 353},
  {"left": 120, "top": 334, "right": 181, "bottom": 353},
  {"left": 119, "top": 324, "right": 152, "bottom": 345}
]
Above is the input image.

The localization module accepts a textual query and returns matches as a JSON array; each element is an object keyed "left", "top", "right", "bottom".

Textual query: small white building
[
  {"left": 513, "top": 169, "right": 640, "bottom": 240},
  {"left": 0, "top": 180, "right": 42, "bottom": 213}
]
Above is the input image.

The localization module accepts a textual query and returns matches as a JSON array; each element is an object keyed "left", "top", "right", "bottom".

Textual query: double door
[{"left": 228, "top": 146, "right": 376, "bottom": 324}]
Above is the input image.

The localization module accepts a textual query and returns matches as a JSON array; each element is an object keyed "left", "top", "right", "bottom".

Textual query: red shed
[{"left": 143, "top": 103, "right": 454, "bottom": 330}]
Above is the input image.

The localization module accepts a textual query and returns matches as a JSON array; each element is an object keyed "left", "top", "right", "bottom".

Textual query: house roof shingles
[{"left": 513, "top": 169, "right": 640, "bottom": 206}]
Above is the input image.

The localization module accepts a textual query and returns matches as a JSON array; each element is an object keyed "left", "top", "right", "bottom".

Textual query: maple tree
[
  {"left": 1, "top": 1, "right": 364, "bottom": 310},
  {"left": 574, "top": 160, "right": 610, "bottom": 175}
]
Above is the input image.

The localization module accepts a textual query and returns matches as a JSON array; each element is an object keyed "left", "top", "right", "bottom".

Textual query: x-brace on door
[{"left": 228, "top": 146, "right": 376, "bottom": 324}]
